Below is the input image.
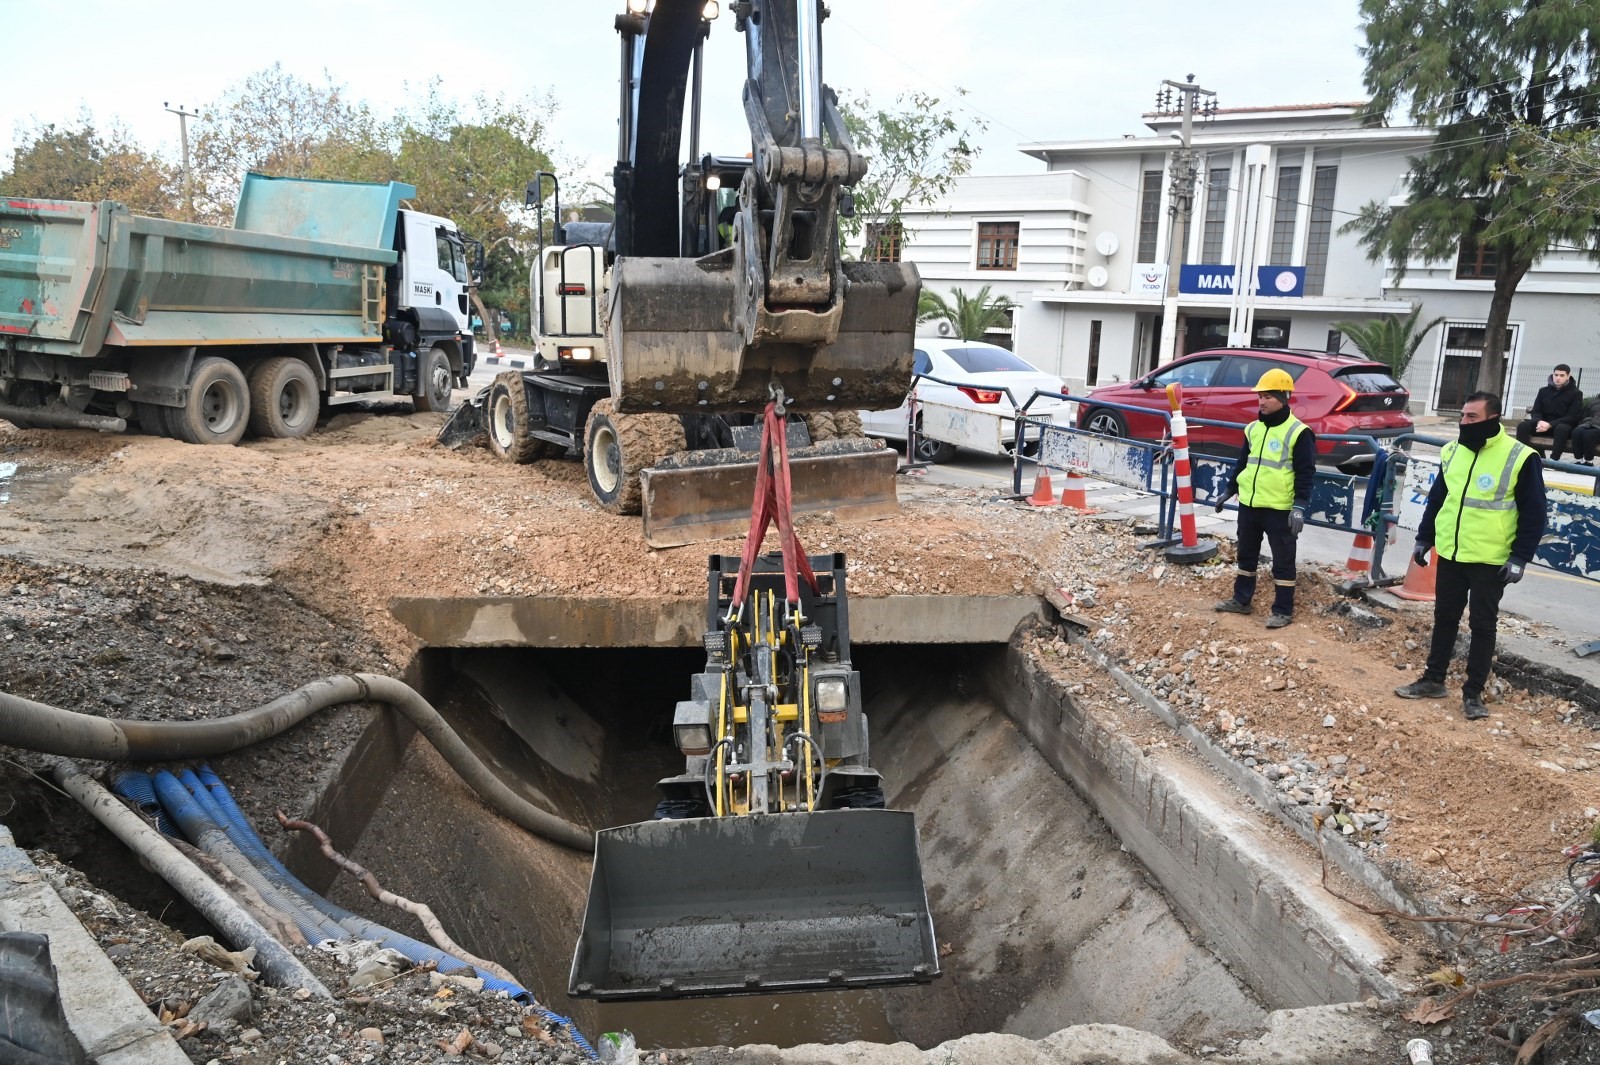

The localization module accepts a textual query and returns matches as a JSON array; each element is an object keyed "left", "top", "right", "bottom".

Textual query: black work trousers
[
  {"left": 1572, "top": 425, "right": 1600, "bottom": 461},
  {"left": 1422, "top": 557, "right": 1505, "bottom": 699},
  {"left": 1231, "top": 505, "right": 1297, "bottom": 617},
  {"left": 1516, "top": 418, "right": 1575, "bottom": 459}
]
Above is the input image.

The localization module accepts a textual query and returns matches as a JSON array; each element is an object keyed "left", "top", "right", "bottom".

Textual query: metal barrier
[{"left": 897, "top": 373, "right": 1070, "bottom": 473}]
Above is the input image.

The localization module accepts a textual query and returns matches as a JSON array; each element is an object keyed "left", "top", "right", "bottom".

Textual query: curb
[{"left": 483, "top": 357, "right": 527, "bottom": 370}]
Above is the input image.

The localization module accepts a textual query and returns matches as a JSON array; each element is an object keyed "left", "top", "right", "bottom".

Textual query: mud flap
[
  {"left": 569, "top": 809, "right": 938, "bottom": 1001},
  {"left": 436, "top": 392, "right": 486, "bottom": 449},
  {"left": 639, "top": 445, "right": 899, "bottom": 548}
]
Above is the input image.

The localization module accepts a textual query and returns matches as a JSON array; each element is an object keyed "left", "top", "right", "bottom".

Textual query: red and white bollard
[{"left": 1163, "top": 383, "right": 1218, "bottom": 564}]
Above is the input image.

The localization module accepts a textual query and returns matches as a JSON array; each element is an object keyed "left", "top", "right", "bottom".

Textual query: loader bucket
[
  {"left": 436, "top": 394, "right": 486, "bottom": 450},
  {"left": 606, "top": 257, "right": 918, "bottom": 416},
  {"left": 569, "top": 809, "right": 939, "bottom": 1001},
  {"left": 639, "top": 443, "right": 899, "bottom": 549}
]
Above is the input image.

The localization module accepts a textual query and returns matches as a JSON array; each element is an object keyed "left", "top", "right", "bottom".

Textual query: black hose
[{"left": 0, "top": 674, "right": 594, "bottom": 853}]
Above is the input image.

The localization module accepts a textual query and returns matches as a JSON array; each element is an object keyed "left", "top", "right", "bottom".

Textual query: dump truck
[
  {"left": 439, "top": 0, "right": 919, "bottom": 548},
  {"left": 0, "top": 174, "right": 477, "bottom": 444}
]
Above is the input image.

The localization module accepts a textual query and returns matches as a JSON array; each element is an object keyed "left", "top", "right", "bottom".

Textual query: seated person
[{"left": 1515, "top": 363, "right": 1583, "bottom": 460}]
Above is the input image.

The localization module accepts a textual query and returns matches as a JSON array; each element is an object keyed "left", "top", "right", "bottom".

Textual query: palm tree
[
  {"left": 916, "top": 285, "right": 1016, "bottom": 341},
  {"left": 1333, "top": 304, "right": 1445, "bottom": 382}
]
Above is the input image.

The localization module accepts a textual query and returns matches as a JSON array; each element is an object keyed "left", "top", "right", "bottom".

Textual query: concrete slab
[
  {"left": 0, "top": 825, "right": 188, "bottom": 1065},
  {"left": 389, "top": 595, "right": 1043, "bottom": 648}
]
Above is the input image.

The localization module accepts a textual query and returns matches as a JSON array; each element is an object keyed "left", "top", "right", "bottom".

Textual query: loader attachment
[
  {"left": 639, "top": 442, "right": 898, "bottom": 548},
  {"left": 436, "top": 393, "right": 486, "bottom": 449},
  {"left": 569, "top": 809, "right": 938, "bottom": 1001},
  {"left": 606, "top": 257, "right": 918, "bottom": 416}
]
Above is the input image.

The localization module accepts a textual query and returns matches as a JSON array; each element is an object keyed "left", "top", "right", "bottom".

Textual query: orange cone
[
  {"left": 1345, "top": 532, "right": 1374, "bottom": 574},
  {"left": 1059, "top": 469, "right": 1093, "bottom": 512},
  {"left": 1026, "top": 466, "right": 1057, "bottom": 507},
  {"left": 1392, "top": 547, "right": 1437, "bottom": 602}
]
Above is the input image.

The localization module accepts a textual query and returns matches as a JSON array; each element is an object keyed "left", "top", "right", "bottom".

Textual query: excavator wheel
[
  {"left": 833, "top": 410, "right": 865, "bottom": 438},
  {"left": 584, "top": 398, "right": 686, "bottom": 515},
  {"left": 802, "top": 412, "right": 837, "bottom": 442},
  {"left": 486, "top": 372, "right": 547, "bottom": 464}
]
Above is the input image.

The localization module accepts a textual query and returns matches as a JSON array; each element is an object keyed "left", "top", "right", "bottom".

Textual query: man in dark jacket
[
  {"left": 1397, "top": 391, "right": 1547, "bottom": 719},
  {"left": 1515, "top": 364, "right": 1583, "bottom": 460},
  {"left": 1212, "top": 368, "right": 1317, "bottom": 629}
]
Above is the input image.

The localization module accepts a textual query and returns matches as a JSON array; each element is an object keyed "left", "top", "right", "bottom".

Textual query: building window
[
  {"left": 863, "top": 220, "right": 902, "bottom": 263},
  {"left": 1136, "top": 170, "right": 1162, "bottom": 262},
  {"left": 1269, "top": 166, "right": 1301, "bottom": 265},
  {"left": 1200, "top": 165, "right": 1230, "bottom": 264},
  {"left": 1456, "top": 238, "right": 1499, "bottom": 280},
  {"left": 976, "top": 222, "right": 1019, "bottom": 270},
  {"left": 1303, "top": 165, "right": 1338, "bottom": 295},
  {"left": 1087, "top": 320, "right": 1103, "bottom": 384}
]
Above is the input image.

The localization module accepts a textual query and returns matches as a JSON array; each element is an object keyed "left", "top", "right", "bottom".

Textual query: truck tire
[
  {"left": 0, "top": 932, "right": 86, "bottom": 1064},
  {"left": 802, "top": 412, "right": 837, "bottom": 442},
  {"left": 833, "top": 410, "right": 865, "bottom": 438},
  {"left": 134, "top": 404, "right": 167, "bottom": 436},
  {"left": 172, "top": 357, "right": 249, "bottom": 446},
  {"left": 247, "top": 357, "right": 319, "bottom": 440},
  {"left": 486, "top": 372, "right": 547, "bottom": 464},
  {"left": 584, "top": 398, "right": 686, "bottom": 516},
  {"left": 414, "top": 346, "right": 454, "bottom": 413}
]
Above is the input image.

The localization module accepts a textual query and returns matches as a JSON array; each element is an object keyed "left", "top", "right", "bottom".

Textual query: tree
[
  {"left": 0, "top": 117, "right": 177, "bottom": 217},
  {"left": 1334, "top": 304, "right": 1446, "bottom": 381},
  {"left": 916, "top": 285, "right": 1015, "bottom": 341},
  {"left": 1348, "top": 0, "right": 1600, "bottom": 395},
  {"left": 839, "top": 90, "right": 984, "bottom": 253}
]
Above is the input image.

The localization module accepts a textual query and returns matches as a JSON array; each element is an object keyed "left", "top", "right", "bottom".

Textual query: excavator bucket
[
  {"left": 569, "top": 810, "right": 939, "bottom": 1001},
  {"left": 606, "top": 257, "right": 919, "bottom": 416},
  {"left": 639, "top": 442, "right": 898, "bottom": 549}
]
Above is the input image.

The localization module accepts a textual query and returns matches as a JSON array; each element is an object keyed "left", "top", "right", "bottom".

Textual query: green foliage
[
  {"left": 1334, "top": 305, "right": 1446, "bottom": 380},
  {"left": 839, "top": 90, "right": 984, "bottom": 248},
  {"left": 916, "top": 285, "right": 1015, "bottom": 341},
  {"left": 1348, "top": 0, "right": 1600, "bottom": 391},
  {"left": 0, "top": 115, "right": 177, "bottom": 216}
]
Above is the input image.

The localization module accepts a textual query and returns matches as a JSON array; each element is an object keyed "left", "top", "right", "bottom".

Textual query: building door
[{"left": 1432, "top": 322, "right": 1520, "bottom": 412}]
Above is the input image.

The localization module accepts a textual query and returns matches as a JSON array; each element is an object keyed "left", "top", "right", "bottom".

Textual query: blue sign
[{"left": 1178, "top": 265, "right": 1306, "bottom": 297}]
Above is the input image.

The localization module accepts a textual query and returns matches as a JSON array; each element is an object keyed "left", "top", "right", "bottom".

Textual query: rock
[
  {"left": 349, "top": 949, "right": 411, "bottom": 989},
  {"left": 240, "top": 1029, "right": 263, "bottom": 1045},
  {"left": 359, "top": 1028, "right": 384, "bottom": 1045},
  {"left": 189, "top": 975, "right": 253, "bottom": 1028},
  {"left": 1264, "top": 677, "right": 1288, "bottom": 692},
  {"left": 1323, "top": 715, "right": 1337, "bottom": 728}
]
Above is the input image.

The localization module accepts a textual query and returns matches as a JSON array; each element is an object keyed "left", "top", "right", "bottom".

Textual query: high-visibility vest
[
  {"left": 1435, "top": 429, "right": 1534, "bottom": 565},
  {"left": 1236, "top": 415, "right": 1307, "bottom": 511}
]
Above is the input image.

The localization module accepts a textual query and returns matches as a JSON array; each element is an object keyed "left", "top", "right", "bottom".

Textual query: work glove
[
  {"left": 1412, "top": 543, "right": 1432, "bottom": 568},
  {"left": 1213, "top": 492, "right": 1233, "bottom": 515},
  {"left": 1288, "top": 507, "right": 1305, "bottom": 538},
  {"left": 1500, "top": 559, "right": 1526, "bottom": 585}
]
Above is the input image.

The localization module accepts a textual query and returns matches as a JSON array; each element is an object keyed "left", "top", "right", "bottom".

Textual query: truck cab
[{"left": 392, "top": 209, "right": 476, "bottom": 383}]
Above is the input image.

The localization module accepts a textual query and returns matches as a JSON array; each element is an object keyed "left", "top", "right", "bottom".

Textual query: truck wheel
[
  {"left": 247, "top": 357, "right": 319, "bottom": 440},
  {"left": 486, "top": 372, "right": 547, "bottom": 464},
  {"left": 134, "top": 404, "right": 167, "bottom": 436},
  {"left": 173, "top": 357, "right": 249, "bottom": 446},
  {"left": 802, "top": 412, "right": 837, "bottom": 442},
  {"left": 414, "top": 346, "right": 454, "bottom": 413},
  {"left": 833, "top": 410, "right": 865, "bottom": 438},
  {"left": 584, "top": 398, "right": 686, "bottom": 516}
]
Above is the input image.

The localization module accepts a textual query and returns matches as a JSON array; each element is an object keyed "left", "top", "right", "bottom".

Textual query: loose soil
[{"left": 2, "top": 409, "right": 1599, "bottom": 1061}]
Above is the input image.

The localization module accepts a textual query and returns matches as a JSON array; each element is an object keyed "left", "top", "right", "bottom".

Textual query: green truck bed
[{"left": 0, "top": 176, "right": 413, "bottom": 359}]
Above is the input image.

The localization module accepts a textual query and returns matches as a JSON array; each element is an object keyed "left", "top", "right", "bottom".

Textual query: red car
[{"left": 1077, "top": 347, "right": 1412, "bottom": 470}]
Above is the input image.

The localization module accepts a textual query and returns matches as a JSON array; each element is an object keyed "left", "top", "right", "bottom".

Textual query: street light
[{"left": 163, "top": 102, "right": 199, "bottom": 222}]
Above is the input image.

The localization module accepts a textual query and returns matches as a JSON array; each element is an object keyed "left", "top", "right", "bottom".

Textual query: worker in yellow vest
[
  {"left": 1396, "top": 391, "right": 1547, "bottom": 720},
  {"left": 1213, "top": 368, "right": 1316, "bottom": 629}
]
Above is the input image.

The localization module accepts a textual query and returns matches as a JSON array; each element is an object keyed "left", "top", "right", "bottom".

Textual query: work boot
[
  {"left": 1462, "top": 694, "right": 1489, "bottom": 720},
  {"left": 1213, "top": 599, "right": 1251, "bottom": 615},
  {"left": 1265, "top": 613, "right": 1292, "bottom": 629},
  {"left": 1394, "top": 678, "right": 1448, "bottom": 700}
]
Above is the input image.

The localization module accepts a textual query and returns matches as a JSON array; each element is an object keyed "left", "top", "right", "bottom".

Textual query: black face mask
[{"left": 1458, "top": 417, "right": 1501, "bottom": 451}]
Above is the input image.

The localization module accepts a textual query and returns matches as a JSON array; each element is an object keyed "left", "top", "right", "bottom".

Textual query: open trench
[{"left": 268, "top": 587, "right": 1384, "bottom": 1052}]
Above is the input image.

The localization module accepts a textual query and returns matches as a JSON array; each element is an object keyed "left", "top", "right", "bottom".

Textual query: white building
[{"left": 878, "top": 102, "right": 1600, "bottom": 414}]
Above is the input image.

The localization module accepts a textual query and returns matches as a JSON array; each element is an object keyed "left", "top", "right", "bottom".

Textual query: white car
[{"left": 859, "top": 338, "right": 1074, "bottom": 463}]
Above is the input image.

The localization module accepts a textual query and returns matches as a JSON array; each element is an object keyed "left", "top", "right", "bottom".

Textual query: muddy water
[{"left": 0, "top": 462, "right": 16, "bottom": 504}]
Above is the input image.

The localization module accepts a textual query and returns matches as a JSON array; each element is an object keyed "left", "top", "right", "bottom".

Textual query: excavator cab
[{"left": 568, "top": 554, "right": 939, "bottom": 1000}]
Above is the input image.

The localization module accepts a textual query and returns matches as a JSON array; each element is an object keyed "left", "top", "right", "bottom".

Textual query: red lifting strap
[{"left": 731, "top": 401, "right": 819, "bottom": 606}]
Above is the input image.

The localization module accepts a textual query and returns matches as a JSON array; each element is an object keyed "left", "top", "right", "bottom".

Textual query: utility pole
[
  {"left": 1154, "top": 75, "right": 1216, "bottom": 369},
  {"left": 163, "top": 102, "right": 200, "bottom": 222}
]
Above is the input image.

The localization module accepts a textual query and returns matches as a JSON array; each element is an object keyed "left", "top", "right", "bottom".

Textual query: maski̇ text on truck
[{"left": 0, "top": 174, "right": 479, "bottom": 444}]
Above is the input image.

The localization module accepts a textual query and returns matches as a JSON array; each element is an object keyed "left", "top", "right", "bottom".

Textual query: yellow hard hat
[{"left": 1253, "top": 368, "right": 1295, "bottom": 393}]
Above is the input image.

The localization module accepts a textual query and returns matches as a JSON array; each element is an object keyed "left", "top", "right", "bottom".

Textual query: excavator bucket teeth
[
  {"left": 607, "top": 257, "right": 918, "bottom": 415},
  {"left": 569, "top": 810, "right": 938, "bottom": 1001},
  {"left": 639, "top": 444, "right": 898, "bottom": 548}
]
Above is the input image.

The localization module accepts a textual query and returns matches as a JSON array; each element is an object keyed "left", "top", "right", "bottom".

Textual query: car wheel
[
  {"left": 912, "top": 422, "right": 958, "bottom": 464},
  {"left": 1085, "top": 408, "right": 1127, "bottom": 437}
]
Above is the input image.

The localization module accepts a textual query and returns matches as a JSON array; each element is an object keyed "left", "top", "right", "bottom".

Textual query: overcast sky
[{"left": 0, "top": 1, "right": 1371, "bottom": 184}]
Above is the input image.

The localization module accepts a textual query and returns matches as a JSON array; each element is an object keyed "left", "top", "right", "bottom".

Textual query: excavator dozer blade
[
  {"left": 606, "top": 257, "right": 918, "bottom": 415},
  {"left": 639, "top": 444, "right": 899, "bottom": 549},
  {"left": 436, "top": 392, "right": 486, "bottom": 450},
  {"left": 569, "top": 809, "right": 939, "bottom": 1001}
]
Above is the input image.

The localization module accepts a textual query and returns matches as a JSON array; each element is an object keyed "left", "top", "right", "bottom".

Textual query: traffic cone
[
  {"left": 1392, "top": 547, "right": 1437, "bottom": 602},
  {"left": 1345, "top": 532, "right": 1374, "bottom": 574},
  {"left": 493, "top": 336, "right": 504, "bottom": 356},
  {"left": 1026, "top": 466, "right": 1057, "bottom": 507},
  {"left": 1059, "top": 469, "right": 1093, "bottom": 512}
]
